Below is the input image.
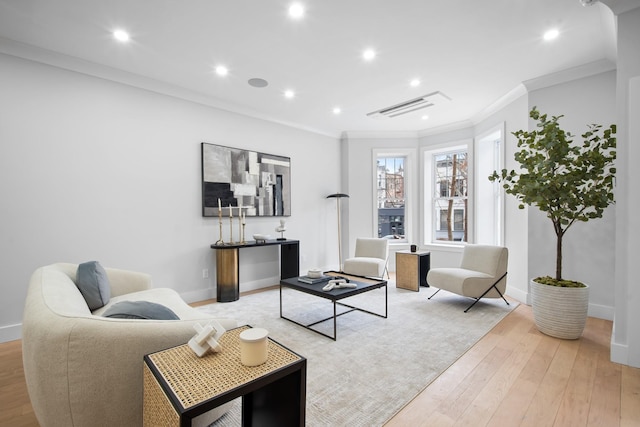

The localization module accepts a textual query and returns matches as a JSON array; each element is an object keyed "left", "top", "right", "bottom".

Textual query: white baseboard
[
  {"left": 505, "top": 286, "right": 528, "bottom": 305},
  {"left": 181, "top": 277, "right": 278, "bottom": 304},
  {"left": 238, "top": 277, "right": 280, "bottom": 293},
  {"left": 180, "top": 288, "right": 216, "bottom": 304},
  {"left": 610, "top": 341, "right": 629, "bottom": 366},
  {"left": 588, "top": 303, "right": 614, "bottom": 321},
  {"left": 0, "top": 323, "right": 22, "bottom": 343}
]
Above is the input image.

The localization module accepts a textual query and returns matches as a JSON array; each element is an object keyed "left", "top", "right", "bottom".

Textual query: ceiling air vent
[{"left": 367, "top": 91, "right": 451, "bottom": 119}]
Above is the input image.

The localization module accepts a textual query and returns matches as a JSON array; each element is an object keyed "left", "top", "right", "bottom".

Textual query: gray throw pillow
[
  {"left": 102, "top": 301, "right": 179, "bottom": 320},
  {"left": 76, "top": 261, "right": 111, "bottom": 310}
]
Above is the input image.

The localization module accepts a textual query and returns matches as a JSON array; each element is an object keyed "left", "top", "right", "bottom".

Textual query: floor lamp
[{"left": 326, "top": 193, "right": 349, "bottom": 272}]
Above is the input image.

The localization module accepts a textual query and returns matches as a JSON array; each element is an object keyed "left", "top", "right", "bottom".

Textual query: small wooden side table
[
  {"left": 143, "top": 326, "right": 306, "bottom": 427},
  {"left": 395, "top": 250, "right": 431, "bottom": 291}
]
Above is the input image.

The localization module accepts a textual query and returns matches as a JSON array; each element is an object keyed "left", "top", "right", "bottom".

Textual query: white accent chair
[
  {"left": 342, "top": 238, "right": 389, "bottom": 278},
  {"left": 426, "top": 244, "right": 509, "bottom": 312}
]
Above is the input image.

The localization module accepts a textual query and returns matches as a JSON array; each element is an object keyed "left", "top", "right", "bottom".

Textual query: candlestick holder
[
  {"left": 214, "top": 217, "right": 225, "bottom": 246},
  {"left": 228, "top": 216, "right": 234, "bottom": 244},
  {"left": 237, "top": 215, "right": 244, "bottom": 245}
]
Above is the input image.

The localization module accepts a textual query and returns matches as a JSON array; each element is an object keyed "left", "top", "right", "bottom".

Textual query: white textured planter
[{"left": 530, "top": 279, "right": 589, "bottom": 340}]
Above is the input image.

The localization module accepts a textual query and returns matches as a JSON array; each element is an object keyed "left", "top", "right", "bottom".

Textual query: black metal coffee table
[{"left": 279, "top": 271, "right": 387, "bottom": 340}]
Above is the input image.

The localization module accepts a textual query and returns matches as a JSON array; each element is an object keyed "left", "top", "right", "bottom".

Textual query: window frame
[
  {"left": 372, "top": 148, "right": 416, "bottom": 245},
  {"left": 474, "top": 123, "right": 505, "bottom": 245},
  {"left": 421, "top": 140, "right": 473, "bottom": 246}
]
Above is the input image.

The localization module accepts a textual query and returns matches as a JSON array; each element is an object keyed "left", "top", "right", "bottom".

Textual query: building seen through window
[
  {"left": 434, "top": 151, "right": 468, "bottom": 242},
  {"left": 377, "top": 157, "right": 405, "bottom": 239}
]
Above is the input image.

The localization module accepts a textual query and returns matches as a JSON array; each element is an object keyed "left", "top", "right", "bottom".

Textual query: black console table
[{"left": 211, "top": 239, "right": 299, "bottom": 302}]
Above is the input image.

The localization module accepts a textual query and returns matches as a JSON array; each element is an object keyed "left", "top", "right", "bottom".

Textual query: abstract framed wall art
[{"left": 201, "top": 143, "right": 291, "bottom": 217}]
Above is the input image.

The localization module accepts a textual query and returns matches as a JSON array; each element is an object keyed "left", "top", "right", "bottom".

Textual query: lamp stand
[{"left": 327, "top": 193, "right": 349, "bottom": 272}]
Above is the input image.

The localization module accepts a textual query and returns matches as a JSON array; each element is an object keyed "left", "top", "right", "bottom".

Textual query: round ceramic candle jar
[
  {"left": 239, "top": 328, "right": 269, "bottom": 366},
  {"left": 308, "top": 268, "right": 322, "bottom": 278}
]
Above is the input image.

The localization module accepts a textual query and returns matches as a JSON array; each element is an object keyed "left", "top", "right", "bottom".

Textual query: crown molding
[
  {"left": 600, "top": 0, "right": 640, "bottom": 14},
  {"left": 341, "top": 130, "right": 419, "bottom": 140},
  {"left": 522, "top": 58, "right": 616, "bottom": 93},
  {"left": 470, "top": 84, "right": 528, "bottom": 125},
  {"left": 417, "top": 119, "right": 474, "bottom": 137},
  {"left": 0, "top": 36, "right": 341, "bottom": 139}
]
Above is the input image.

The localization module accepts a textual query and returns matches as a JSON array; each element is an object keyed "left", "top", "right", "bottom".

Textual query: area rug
[{"left": 198, "top": 283, "right": 517, "bottom": 426}]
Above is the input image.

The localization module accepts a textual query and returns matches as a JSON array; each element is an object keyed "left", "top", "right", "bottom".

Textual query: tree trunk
[
  {"left": 447, "top": 154, "right": 457, "bottom": 241},
  {"left": 447, "top": 199, "right": 453, "bottom": 240},
  {"left": 556, "top": 231, "right": 563, "bottom": 281},
  {"left": 463, "top": 198, "right": 468, "bottom": 242}
]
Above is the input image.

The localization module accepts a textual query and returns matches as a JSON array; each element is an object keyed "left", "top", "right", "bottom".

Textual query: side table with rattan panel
[
  {"left": 396, "top": 250, "right": 430, "bottom": 291},
  {"left": 143, "top": 325, "right": 306, "bottom": 427}
]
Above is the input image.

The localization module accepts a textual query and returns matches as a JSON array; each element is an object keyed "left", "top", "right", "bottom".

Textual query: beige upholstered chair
[
  {"left": 426, "top": 244, "right": 509, "bottom": 312},
  {"left": 22, "top": 263, "right": 236, "bottom": 427},
  {"left": 342, "top": 238, "right": 389, "bottom": 278}
]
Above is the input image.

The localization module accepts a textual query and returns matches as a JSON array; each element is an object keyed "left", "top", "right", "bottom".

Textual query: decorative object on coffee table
[
  {"left": 326, "top": 193, "right": 349, "bottom": 271},
  {"left": 239, "top": 327, "right": 269, "bottom": 366},
  {"left": 188, "top": 321, "right": 225, "bottom": 357}
]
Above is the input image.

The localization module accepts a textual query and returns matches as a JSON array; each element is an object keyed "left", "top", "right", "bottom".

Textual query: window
[
  {"left": 433, "top": 150, "right": 468, "bottom": 242},
  {"left": 423, "top": 142, "right": 470, "bottom": 244},
  {"left": 474, "top": 125, "right": 504, "bottom": 245},
  {"left": 376, "top": 157, "right": 405, "bottom": 240}
]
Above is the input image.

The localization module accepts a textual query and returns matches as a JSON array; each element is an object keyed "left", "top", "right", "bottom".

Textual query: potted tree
[{"left": 490, "top": 107, "right": 616, "bottom": 339}]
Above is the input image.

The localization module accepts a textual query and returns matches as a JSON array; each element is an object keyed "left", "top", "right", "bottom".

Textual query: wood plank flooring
[
  {"left": 384, "top": 303, "right": 639, "bottom": 427},
  {"left": 1, "top": 300, "right": 639, "bottom": 426}
]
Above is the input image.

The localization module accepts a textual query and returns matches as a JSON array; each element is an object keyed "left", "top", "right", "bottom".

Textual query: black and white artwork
[{"left": 201, "top": 143, "right": 291, "bottom": 217}]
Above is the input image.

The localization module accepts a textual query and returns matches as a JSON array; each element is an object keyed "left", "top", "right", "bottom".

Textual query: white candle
[
  {"left": 229, "top": 204, "right": 233, "bottom": 218},
  {"left": 239, "top": 201, "right": 242, "bottom": 216},
  {"left": 218, "top": 198, "right": 221, "bottom": 210},
  {"left": 242, "top": 212, "right": 246, "bottom": 224},
  {"left": 239, "top": 328, "right": 268, "bottom": 366}
]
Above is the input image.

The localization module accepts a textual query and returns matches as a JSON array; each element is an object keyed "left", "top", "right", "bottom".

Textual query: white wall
[
  {"left": 473, "top": 95, "right": 530, "bottom": 303},
  {"left": 608, "top": 3, "right": 640, "bottom": 368},
  {"left": 340, "top": 133, "right": 419, "bottom": 265},
  {"left": 528, "top": 70, "right": 617, "bottom": 320},
  {"left": 340, "top": 70, "right": 616, "bottom": 316},
  {"left": 0, "top": 53, "right": 341, "bottom": 342}
]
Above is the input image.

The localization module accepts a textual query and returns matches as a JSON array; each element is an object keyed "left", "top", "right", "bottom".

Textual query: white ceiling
[{"left": 0, "top": 0, "right": 617, "bottom": 137}]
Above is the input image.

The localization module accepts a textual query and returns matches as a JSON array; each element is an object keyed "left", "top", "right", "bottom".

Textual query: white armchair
[
  {"left": 342, "top": 238, "right": 389, "bottom": 278},
  {"left": 426, "top": 244, "right": 509, "bottom": 312}
]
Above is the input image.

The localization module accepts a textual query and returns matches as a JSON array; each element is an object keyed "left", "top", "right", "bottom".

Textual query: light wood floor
[{"left": 2, "top": 302, "right": 639, "bottom": 426}]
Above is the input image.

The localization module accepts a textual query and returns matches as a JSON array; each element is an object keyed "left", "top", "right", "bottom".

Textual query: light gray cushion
[
  {"left": 102, "top": 301, "right": 179, "bottom": 320},
  {"left": 76, "top": 261, "right": 111, "bottom": 310}
]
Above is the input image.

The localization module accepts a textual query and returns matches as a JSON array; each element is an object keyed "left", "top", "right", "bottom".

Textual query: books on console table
[{"left": 297, "top": 275, "right": 332, "bottom": 284}]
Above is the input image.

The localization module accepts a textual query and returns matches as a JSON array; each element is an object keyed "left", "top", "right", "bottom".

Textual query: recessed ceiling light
[
  {"left": 410, "top": 79, "right": 421, "bottom": 87},
  {"left": 421, "top": 115, "right": 429, "bottom": 120},
  {"left": 112, "top": 29, "right": 130, "bottom": 43},
  {"left": 362, "top": 48, "right": 376, "bottom": 61},
  {"left": 284, "top": 90, "right": 295, "bottom": 99},
  {"left": 333, "top": 107, "right": 342, "bottom": 115},
  {"left": 543, "top": 28, "right": 559, "bottom": 41},
  {"left": 288, "top": 3, "right": 305, "bottom": 19},
  {"left": 214, "top": 65, "right": 228, "bottom": 76}
]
